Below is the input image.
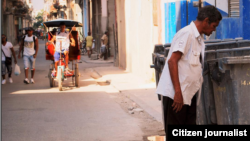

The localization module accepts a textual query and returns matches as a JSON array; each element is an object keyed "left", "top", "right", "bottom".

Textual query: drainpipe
[
  {"left": 199, "top": 0, "right": 202, "bottom": 11},
  {"left": 114, "top": 0, "right": 119, "bottom": 67}
]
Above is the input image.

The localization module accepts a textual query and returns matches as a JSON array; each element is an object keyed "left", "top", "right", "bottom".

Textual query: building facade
[
  {"left": 42, "top": 0, "right": 250, "bottom": 82},
  {"left": 1, "top": 0, "right": 33, "bottom": 45},
  {"left": 115, "top": 0, "right": 250, "bottom": 82}
]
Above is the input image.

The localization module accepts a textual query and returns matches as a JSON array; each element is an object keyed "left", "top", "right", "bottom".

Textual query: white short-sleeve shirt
[
  {"left": 2, "top": 42, "right": 13, "bottom": 61},
  {"left": 23, "top": 35, "right": 37, "bottom": 56},
  {"left": 55, "top": 31, "right": 70, "bottom": 52},
  {"left": 156, "top": 21, "right": 205, "bottom": 106}
]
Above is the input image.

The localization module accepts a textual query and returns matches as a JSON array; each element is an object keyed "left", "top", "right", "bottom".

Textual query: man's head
[
  {"left": 59, "top": 22, "right": 66, "bottom": 32},
  {"left": 88, "top": 32, "right": 91, "bottom": 36},
  {"left": 104, "top": 31, "right": 108, "bottom": 36},
  {"left": 27, "top": 27, "right": 34, "bottom": 36},
  {"left": 196, "top": 5, "right": 222, "bottom": 36},
  {"left": 51, "top": 28, "right": 57, "bottom": 35},
  {"left": 2, "top": 34, "right": 7, "bottom": 43}
]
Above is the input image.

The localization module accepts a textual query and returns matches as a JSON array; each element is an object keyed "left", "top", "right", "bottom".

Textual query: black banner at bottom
[{"left": 167, "top": 125, "right": 250, "bottom": 140}]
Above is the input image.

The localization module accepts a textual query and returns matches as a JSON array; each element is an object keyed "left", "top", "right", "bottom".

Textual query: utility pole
[{"left": 199, "top": 0, "right": 202, "bottom": 11}]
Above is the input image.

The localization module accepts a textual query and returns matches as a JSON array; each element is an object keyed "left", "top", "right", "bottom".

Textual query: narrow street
[{"left": 2, "top": 40, "right": 164, "bottom": 141}]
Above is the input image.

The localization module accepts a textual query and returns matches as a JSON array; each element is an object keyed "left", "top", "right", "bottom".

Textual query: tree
[{"left": 33, "top": 10, "right": 44, "bottom": 30}]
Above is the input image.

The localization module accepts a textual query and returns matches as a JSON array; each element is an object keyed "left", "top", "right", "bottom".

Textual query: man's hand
[
  {"left": 18, "top": 54, "right": 21, "bottom": 59},
  {"left": 172, "top": 91, "right": 184, "bottom": 113},
  {"left": 33, "top": 54, "right": 37, "bottom": 58},
  {"left": 14, "top": 59, "right": 17, "bottom": 64}
]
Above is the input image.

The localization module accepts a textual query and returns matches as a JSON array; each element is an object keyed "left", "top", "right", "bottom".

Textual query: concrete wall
[
  {"left": 92, "top": 0, "right": 102, "bottom": 53},
  {"left": 116, "top": 0, "right": 159, "bottom": 82},
  {"left": 107, "top": 0, "right": 116, "bottom": 57},
  {"left": 83, "top": 0, "right": 88, "bottom": 37},
  {"left": 91, "top": 0, "right": 115, "bottom": 59},
  {"left": 116, "top": 0, "right": 126, "bottom": 69},
  {"left": 2, "top": 15, "right": 16, "bottom": 44}
]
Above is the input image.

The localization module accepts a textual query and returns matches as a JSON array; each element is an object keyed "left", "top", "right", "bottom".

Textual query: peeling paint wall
[
  {"left": 204, "top": 0, "right": 250, "bottom": 40},
  {"left": 216, "top": 18, "right": 243, "bottom": 39},
  {"left": 162, "top": 0, "right": 198, "bottom": 43},
  {"left": 242, "top": 0, "right": 250, "bottom": 40},
  {"left": 163, "top": 0, "right": 250, "bottom": 41}
]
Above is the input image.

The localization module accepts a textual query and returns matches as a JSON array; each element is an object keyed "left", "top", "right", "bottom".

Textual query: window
[{"left": 229, "top": 0, "right": 240, "bottom": 17}]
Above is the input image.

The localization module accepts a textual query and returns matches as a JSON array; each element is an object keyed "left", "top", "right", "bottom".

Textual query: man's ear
[{"left": 203, "top": 18, "right": 209, "bottom": 25}]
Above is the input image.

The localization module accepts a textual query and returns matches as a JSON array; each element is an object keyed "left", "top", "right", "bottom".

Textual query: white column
[{"left": 101, "top": 0, "right": 107, "bottom": 33}]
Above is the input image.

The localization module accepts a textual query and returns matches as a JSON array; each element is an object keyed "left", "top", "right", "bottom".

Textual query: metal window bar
[{"left": 229, "top": 0, "right": 240, "bottom": 17}]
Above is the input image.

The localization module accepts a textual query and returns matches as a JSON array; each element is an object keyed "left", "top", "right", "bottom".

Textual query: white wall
[{"left": 117, "top": 0, "right": 159, "bottom": 82}]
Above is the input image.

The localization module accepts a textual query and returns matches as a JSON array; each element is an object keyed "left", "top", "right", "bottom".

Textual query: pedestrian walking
[
  {"left": 99, "top": 31, "right": 108, "bottom": 60},
  {"left": 18, "top": 27, "right": 39, "bottom": 84},
  {"left": 156, "top": 5, "right": 222, "bottom": 136},
  {"left": 85, "top": 32, "right": 93, "bottom": 58},
  {"left": 1, "top": 34, "right": 17, "bottom": 84}
]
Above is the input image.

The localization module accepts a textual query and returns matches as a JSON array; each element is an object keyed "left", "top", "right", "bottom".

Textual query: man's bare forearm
[
  {"left": 70, "top": 38, "right": 75, "bottom": 47},
  {"left": 168, "top": 60, "right": 182, "bottom": 94},
  {"left": 10, "top": 48, "right": 17, "bottom": 61},
  {"left": 19, "top": 45, "right": 23, "bottom": 55},
  {"left": 35, "top": 39, "right": 39, "bottom": 55}
]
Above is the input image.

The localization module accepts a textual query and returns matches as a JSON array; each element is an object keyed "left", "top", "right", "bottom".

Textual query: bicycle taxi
[{"left": 43, "top": 19, "right": 82, "bottom": 91}]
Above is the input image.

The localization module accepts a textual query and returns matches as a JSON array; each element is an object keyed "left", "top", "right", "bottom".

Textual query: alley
[{"left": 2, "top": 40, "right": 164, "bottom": 141}]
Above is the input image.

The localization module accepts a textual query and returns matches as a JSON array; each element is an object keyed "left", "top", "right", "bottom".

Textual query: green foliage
[{"left": 33, "top": 10, "right": 44, "bottom": 30}]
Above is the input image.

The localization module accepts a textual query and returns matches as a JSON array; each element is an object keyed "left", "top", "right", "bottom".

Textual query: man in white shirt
[
  {"left": 18, "top": 27, "right": 39, "bottom": 84},
  {"left": 1, "top": 34, "right": 17, "bottom": 84},
  {"left": 49, "top": 22, "right": 75, "bottom": 73},
  {"left": 156, "top": 6, "right": 222, "bottom": 134}
]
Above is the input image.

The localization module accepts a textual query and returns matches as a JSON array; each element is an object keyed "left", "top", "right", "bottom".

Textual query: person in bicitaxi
[
  {"left": 1, "top": 34, "right": 18, "bottom": 84},
  {"left": 18, "top": 27, "right": 39, "bottom": 84},
  {"left": 156, "top": 5, "right": 222, "bottom": 135},
  {"left": 47, "top": 22, "right": 76, "bottom": 76}
]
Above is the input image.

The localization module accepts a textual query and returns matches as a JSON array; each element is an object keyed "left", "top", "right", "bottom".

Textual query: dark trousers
[
  {"left": 1, "top": 61, "right": 12, "bottom": 77},
  {"left": 100, "top": 46, "right": 109, "bottom": 60},
  {"left": 162, "top": 94, "right": 197, "bottom": 136}
]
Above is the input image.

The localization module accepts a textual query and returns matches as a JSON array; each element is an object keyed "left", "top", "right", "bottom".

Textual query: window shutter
[{"left": 229, "top": 0, "right": 240, "bottom": 17}]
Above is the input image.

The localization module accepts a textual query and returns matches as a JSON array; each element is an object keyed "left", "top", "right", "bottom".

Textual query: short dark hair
[
  {"left": 52, "top": 28, "right": 57, "bottom": 32},
  {"left": 196, "top": 5, "right": 222, "bottom": 24},
  {"left": 88, "top": 32, "right": 91, "bottom": 35},
  {"left": 2, "top": 34, "right": 7, "bottom": 41},
  {"left": 27, "top": 27, "right": 34, "bottom": 31},
  {"left": 104, "top": 31, "right": 108, "bottom": 34},
  {"left": 59, "top": 22, "right": 66, "bottom": 26}
]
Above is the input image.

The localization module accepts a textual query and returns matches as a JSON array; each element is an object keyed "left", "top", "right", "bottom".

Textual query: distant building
[
  {"left": 1, "top": 0, "right": 33, "bottom": 45},
  {"left": 43, "top": 0, "right": 83, "bottom": 40}
]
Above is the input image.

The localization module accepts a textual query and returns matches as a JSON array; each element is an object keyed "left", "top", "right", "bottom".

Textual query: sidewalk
[
  {"left": 81, "top": 54, "right": 114, "bottom": 64},
  {"left": 13, "top": 44, "right": 19, "bottom": 54},
  {"left": 93, "top": 66, "right": 163, "bottom": 124}
]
